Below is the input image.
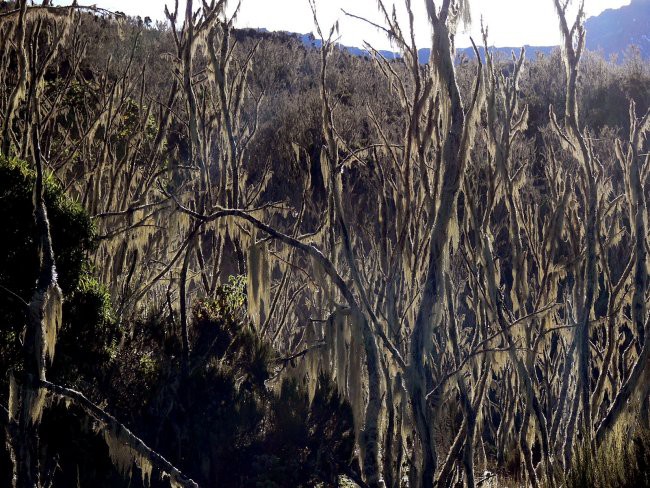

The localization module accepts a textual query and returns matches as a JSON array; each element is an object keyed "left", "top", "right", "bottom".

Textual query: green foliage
[
  {"left": 193, "top": 274, "right": 247, "bottom": 325},
  {"left": 51, "top": 272, "right": 120, "bottom": 387},
  {"left": 0, "top": 155, "right": 121, "bottom": 486},
  {"left": 115, "top": 98, "right": 158, "bottom": 142},
  {"left": 0, "top": 155, "right": 94, "bottom": 292},
  {"left": 0, "top": 155, "right": 97, "bottom": 378},
  {"left": 193, "top": 286, "right": 273, "bottom": 390},
  {"left": 73, "top": 272, "right": 116, "bottom": 326}
]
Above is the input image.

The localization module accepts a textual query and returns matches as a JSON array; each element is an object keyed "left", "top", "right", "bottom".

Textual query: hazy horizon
[{"left": 51, "top": 0, "right": 632, "bottom": 49}]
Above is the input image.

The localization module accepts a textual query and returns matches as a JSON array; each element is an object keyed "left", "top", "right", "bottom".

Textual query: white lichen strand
[
  {"left": 333, "top": 310, "right": 349, "bottom": 395},
  {"left": 320, "top": 148, "right": 330, "bottom": 191},
  {"left": 8, "top": 374, "right": 18, "bottom": 422},
  {"left": 43, "top": 283, "right": 63, "bottom": 363},
  {"left": 103, "top": 427, "right": 154, "bottom": 487},
  {"left": 305, "top": 322, "right": 319, "bottom": 403},
  {"left": 104, "top": 428, "right": 136, "bottom": 480},
  {"left": 348, "top": 309, "right": 365, "bottom": 443},
  {"left": 25, "top": 385, "right": 48, "bottom": 425},
  {"left": 247, "top": 241, "right": 270, "bottom": 329}
]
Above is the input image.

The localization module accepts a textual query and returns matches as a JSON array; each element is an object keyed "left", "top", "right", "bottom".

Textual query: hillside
[
  {"left": 585, "top": 0, "right": 650, "bottom": 59},
  {"left": 1, "top": 2, "right": 650, "bottom": 488}
]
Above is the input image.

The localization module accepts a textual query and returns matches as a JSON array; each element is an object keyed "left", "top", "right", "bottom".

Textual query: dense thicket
[{"left": 0, "top": 0, "right": 649, "bottom": 487}]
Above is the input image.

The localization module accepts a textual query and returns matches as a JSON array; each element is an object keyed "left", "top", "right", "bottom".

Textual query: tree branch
[{"left": 40, "top": 380, "right": 199, "bottom": 488}]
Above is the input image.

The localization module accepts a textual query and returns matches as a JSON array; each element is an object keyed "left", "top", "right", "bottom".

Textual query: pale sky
[{"left": 53, "top": 0, "right": 632, "bottom": 49}]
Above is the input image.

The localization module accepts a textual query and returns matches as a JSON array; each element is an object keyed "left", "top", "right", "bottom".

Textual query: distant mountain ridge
[
  {"left": 298, "top": 0, "right": 649, "bottom": 62},
  {"left": 584, "top": 0, "right": 649, "bottom": 59}
]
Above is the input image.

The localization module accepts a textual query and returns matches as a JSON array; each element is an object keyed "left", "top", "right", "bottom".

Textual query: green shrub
[{"left": 0, "top": 155, "right": 96, "bottom": 379}]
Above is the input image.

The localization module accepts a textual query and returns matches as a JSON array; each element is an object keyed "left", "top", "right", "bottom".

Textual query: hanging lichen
[
  {"left": 103, "top": 426, "right": 153, "bottom": 487},
  {"left": 491, "top": 350, "right": 509, "bottom": 374},
  {"left": 8, "top": 374, "right": 18, "bottom": 422},
  {"left": 348, "top": 309, "right": 365, "bottom": 443},
  {"left": 319, "top": 320, "right": 331, "bottom": 376},
  {"left": 305, "top": 322, "right": 320, "bottom": 403},
  {"left": 448, "top": 212, "right": 460, "bottom": 254},
  {"left": 26, "top": 385, "right": 48, "bottom": 425},
  {"left": 320, "top": 148, "right": 330, "bottom": 191},
  {"left": 104, "top": 428, "right": 136, "bottom": 480},
  {"left": 44, "top": 283, "right": 63, "bottom": 363},
  {"left": 7, "top": 374, "right": 48, "bottom": 426},
  {"left": 247, "top": 241, "right": 270, "bottom": 329},
  {"left": 333, "top": 310, "right": 349, "bottom": 395},
  {"left": 311, "top": 254, "right": 332, "bottom": 303}
]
